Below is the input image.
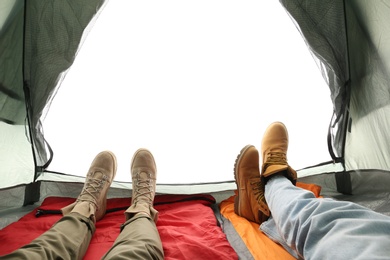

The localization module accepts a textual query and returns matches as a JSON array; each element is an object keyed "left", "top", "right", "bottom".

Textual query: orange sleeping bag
[{"left": 220, "top": 182, "right": 322, "bottom": 259}]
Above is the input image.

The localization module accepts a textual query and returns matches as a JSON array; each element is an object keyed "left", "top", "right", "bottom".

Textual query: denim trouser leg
[{"left": 260, "top": 176, "right": 390, "bottom": 260}]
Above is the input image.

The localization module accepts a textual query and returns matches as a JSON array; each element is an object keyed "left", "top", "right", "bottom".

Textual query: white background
[{"left": 43, "top": 1, "right": 333, "bottom": 184}]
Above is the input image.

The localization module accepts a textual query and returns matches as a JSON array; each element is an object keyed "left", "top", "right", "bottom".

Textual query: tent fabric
[
  {"left": 280, "top": 0, "right": 390, "bottom": 195},
  {"left": 279, "top": 0, "right": 350, "bottom": 161},
  {"left": 0, "top": 1, "right": 35, "bottom": 188},
  {"left": 300, "top": 171, "right": 390, "bottom": 217},
  {"left": 0, "top": 0, "right": 108, "bottom": 174},
  {"left": 0, "top": 194, "right": 238, "bottom": 259},
  {"left": 0, "top": 0, "right": 25, "bottom": 125},
  {"left": 0, "top": 0, "right": 108, "bottom": 188},
  {"left": 1, "top": 2, "right": 390, "bottom": 258},
  {"left": 1, "top": 0, "right": 388, "bottom": 186},
  {"left": 24, "top": 0, "right": 107, "bottom": 168},
  {"left": 0, "top": 124, "right": 34, "bottom": 189},
  {"left": 344, "top": 1, "right": 390, "bottom": 172},
  {"left": 219, "top": 182, "right": 322, "bottom": 259}
]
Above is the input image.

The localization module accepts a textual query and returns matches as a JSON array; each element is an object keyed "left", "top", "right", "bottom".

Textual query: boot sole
[{"left": 233, "top": 145, "right": 254, "bottom": 216}]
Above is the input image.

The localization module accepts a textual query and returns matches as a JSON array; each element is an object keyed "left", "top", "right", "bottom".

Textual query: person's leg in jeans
[
  {"left": 102, "top": 148, "right": 164, "bottom": 260},
  {"left": 234, "top": 121, "right": 390, "bottom": 259},
  {"left": 261, "top": 175, "right": 390, "bottom": 260},
  {"left": 0, "top": 151, "right": 117, "bottom": 260},
  {"left": 233, "top": 122, "right": 297, "bottom": 225}
]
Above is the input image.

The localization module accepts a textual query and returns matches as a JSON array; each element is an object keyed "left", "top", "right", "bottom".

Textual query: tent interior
[{"left": 1, "top": 0, "right": 390, "bottom": 258}]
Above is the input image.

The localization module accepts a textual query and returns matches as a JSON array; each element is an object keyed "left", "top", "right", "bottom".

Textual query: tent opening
[{"left": 42, "top": 1, "right": 333, "bottom": 184}]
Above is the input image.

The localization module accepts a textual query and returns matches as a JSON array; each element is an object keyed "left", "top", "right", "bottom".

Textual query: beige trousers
[
  {"left": 1, "top": 212, "right": 164, "bottom": 260},
  {"left": 102, "top": 214, "right": 164, "bottom": 259}
]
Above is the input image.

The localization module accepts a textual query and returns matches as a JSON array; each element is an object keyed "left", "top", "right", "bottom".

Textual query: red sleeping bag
[{"left": 0, "top": 194, "right": 238, "bottom": 259}]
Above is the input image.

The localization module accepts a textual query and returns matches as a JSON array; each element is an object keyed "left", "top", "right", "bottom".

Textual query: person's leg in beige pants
[
  {"left": 102, "top": 214, "right": 163, "bottom": 259},
  {"left": 102, "top": 148, "right": 164, "bottom": 259},
  {"left": 1, "top": 149, "right": 164, "bottom": 260},
  {"left": 0, "top": 213, "right": 94, "bottom": 260},
  {"left": 1, "top": 151, "right": 116, "bottom": 260}
]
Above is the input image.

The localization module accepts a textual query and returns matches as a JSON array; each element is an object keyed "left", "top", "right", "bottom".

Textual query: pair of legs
[
  {"left": 262, "top": 175, "right": 390, "bottom": 259},
  {"left": 1, "top": 149, "right": 164, "bottom": 260},
  {"left": 234, "top": 122, "right": 390, "bottom": 259}
]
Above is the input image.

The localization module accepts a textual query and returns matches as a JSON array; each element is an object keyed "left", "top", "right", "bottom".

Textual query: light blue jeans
[{"left": 260, "top": 176, "right": 390, "bottom": 260}]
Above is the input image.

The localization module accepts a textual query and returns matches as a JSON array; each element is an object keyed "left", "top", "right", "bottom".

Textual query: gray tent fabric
[
  {"left": 0, "top": 0, "right": 106, "bottom": 191},
  {"left": 345, "top": 1, "right": 390, "bottom": 171},
  {"left": 279, "top": 0, "right": 350, "bottom": 161},
  {"left": 0, "top": 0, "right": 25, "bottom": 125},
  {"left": 280, "top": 0, "right": 390, "bottom": 195},
  {"left": 1, "top": 0, "right": 390, "bottom": 232},
  {"left": 0, "top": 0, "right": 33, "bottom": 189},
  {"left": 24, "top": 0, "right": 106, "bottom": 170},
  {"left": 0, "top": 0, "right": 107, "bottom": 203}
]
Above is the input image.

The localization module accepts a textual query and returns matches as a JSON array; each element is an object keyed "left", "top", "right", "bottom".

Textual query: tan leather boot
[
  {"left": 234, "top": 145, "right": 270, "bottom": 224},
  {"left": 61, "top": 151, "right": 117, "bottom": 223},
  {"left": 261, "top": 122, "right": 297, "bottom": 184},
  {"left": 125, "top": 148, "right": 158, "bottom": 223}
]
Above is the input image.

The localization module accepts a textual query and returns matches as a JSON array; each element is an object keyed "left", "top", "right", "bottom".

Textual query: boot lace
[
  {"left": 133, "top": 172, "right": 154, "bottom": 205},
  {"left": 265, "top": 151, "right": 287, "bottom": 165},
  {"left": 250, "top": 180, "right": 265, "bottom": 204},
  {"left": 78, "top": 172, "right": 108, "bottom": 209}
]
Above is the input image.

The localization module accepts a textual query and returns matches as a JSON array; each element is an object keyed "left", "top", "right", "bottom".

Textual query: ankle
[
  {"left": 71, "top": 201, "right": 97, "bottom": 221},
  {"left": 263, "top": 170, "right": 288, "bottom": 184}
]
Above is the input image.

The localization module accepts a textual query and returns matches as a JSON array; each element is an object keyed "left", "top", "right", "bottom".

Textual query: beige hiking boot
[
  {"left": 61, "top": 151, "right": 117, "bottom": 223},
  {"left": 261, "top": 122, "right": 297, "bottom": 184},
  {"left": 125, "top": 148, "right": 158, "bottom": 223},
  {"left": 234, "top": 145, "right": 270, "bottom": 224}
]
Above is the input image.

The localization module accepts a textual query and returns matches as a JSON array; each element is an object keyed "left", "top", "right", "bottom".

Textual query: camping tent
[
  {"left": 281, "top": 0, "right": 390, "bottom": 213},
  {"left": 1, "top": 0, "right": 389, "bottom": 246}
]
